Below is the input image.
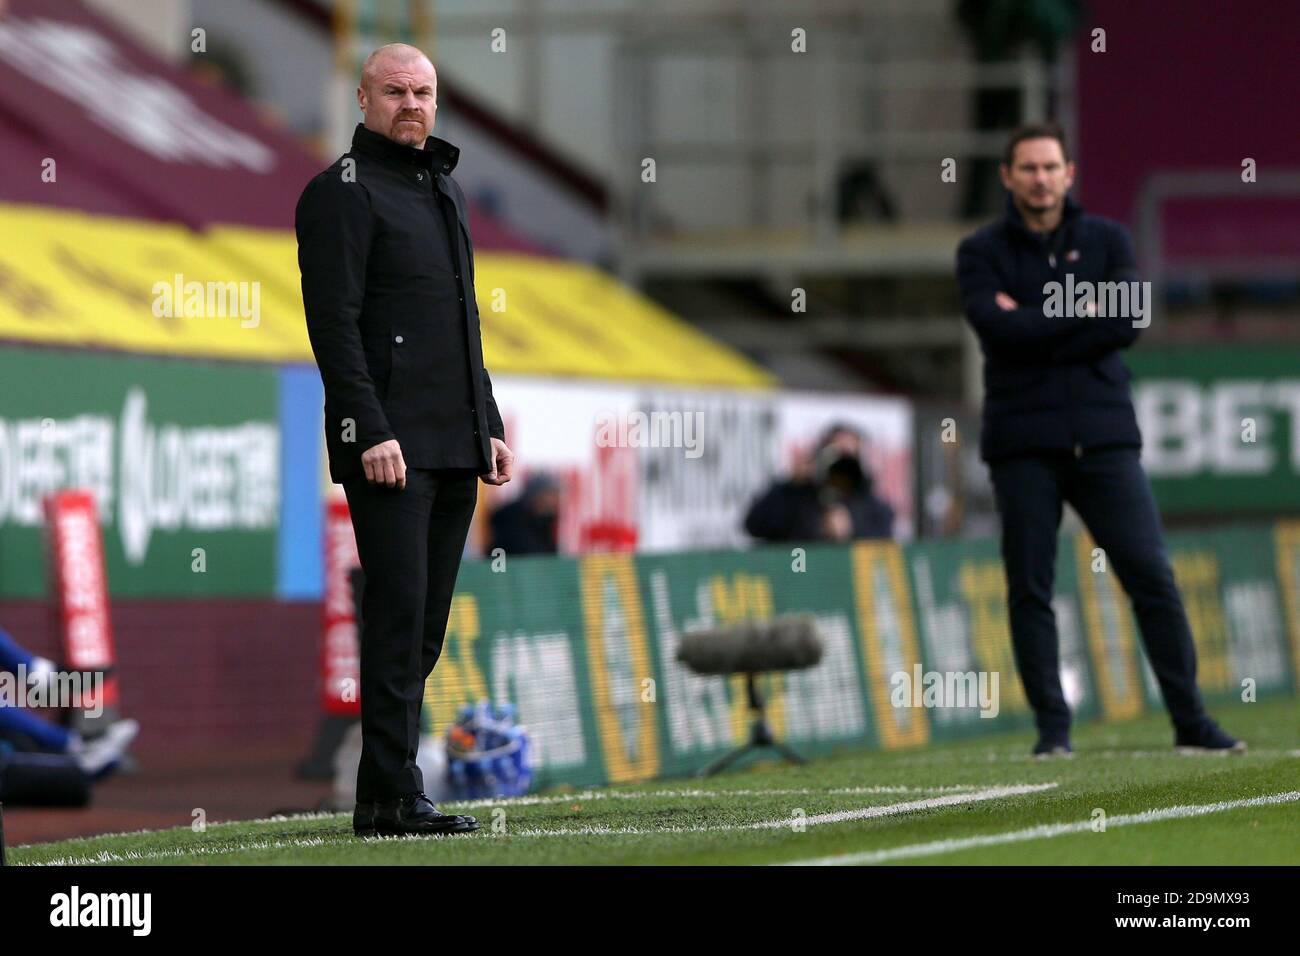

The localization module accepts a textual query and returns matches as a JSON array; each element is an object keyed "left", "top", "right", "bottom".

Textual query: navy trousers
[
  {"left": 989, "top": 445, "right": 1209, "bottom": 739},
  {"left": 342, "top": 467, "right": 479, "bottom": 801}
]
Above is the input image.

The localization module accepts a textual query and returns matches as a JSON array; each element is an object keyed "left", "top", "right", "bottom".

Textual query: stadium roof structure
[{"left": 0, "top": 0, "right": 774, "bottom": 388}]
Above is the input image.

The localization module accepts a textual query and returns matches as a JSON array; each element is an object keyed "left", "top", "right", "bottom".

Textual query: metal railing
[{"left": 1135, "top": 169, "right": 1300, "bottom": 314}]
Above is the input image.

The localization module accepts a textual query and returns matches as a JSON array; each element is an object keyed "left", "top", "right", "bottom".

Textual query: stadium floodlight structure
[{"left": 676, "top": 613, "right": 824, "bottom": 777}]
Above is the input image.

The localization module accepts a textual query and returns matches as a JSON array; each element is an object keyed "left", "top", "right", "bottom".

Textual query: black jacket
[
  {"left": 488, "top": 498, "right": 558, "bottom": 555},
  {"left": 744, "top": 479, "right": 894, "bottom": 543},
  {"left": 956, "top": 194, "right": 1143, "bottom": 463},
  {"left": 296, "top": 124, "right": 506, "bottom": 483}
]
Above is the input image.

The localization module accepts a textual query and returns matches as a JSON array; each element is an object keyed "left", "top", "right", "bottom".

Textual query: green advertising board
[
  {"left": 1128, "top": 346, "right": 1300, "bottom": 514},
  {"left": 427, "top": 524, "right": 1300, "bottom": 791},
  {"left": 0, "top": 345, "right": 280, "bottom": 598}
]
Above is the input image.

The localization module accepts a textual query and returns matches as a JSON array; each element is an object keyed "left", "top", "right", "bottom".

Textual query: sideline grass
[{"left": 11, "top": 696, "right": 1297, "bottom": 866}]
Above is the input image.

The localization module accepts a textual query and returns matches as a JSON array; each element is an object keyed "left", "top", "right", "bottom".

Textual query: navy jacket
[
  {"left": 956, "top": 194, "right": 1144, "bottom": 463},
  {"left": 296, "top": 124, "right": 506, "bottom": 483}
]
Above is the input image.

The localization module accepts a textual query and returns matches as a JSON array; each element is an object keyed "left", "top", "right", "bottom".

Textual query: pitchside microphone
[
  {"left": 676, "top": 613, "right": 824, "bottom": 776},
  {"left": 676, "top": 613, "right": 823, "bottom": 674}
]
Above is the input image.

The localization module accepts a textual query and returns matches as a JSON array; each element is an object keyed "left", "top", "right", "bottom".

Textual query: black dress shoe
[
  {"left": 1032, "top": 736, "right": 1073, "bottom": 759},
  {"left": 1175, "top": 720, "right": 1247, "bottom": 754},
  {"left": 353, "top": 801, "right": 376, "bottom": 837},
  {"left": 373, "top": 792, "right": 480, "bottom": 836}
]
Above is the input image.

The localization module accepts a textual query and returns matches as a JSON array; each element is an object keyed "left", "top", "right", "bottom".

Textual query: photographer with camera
[{"left": 744, "top": 423, "right": 894, "bottom": 544}]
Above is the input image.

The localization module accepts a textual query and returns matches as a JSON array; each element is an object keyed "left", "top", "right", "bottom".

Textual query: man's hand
[
  {"left": 362, "top": 439, "right": 407, "bottom": 488},
  {"left": 482, "top": 437, "right": 514, "bottom": 486},
  {"left": 995, "top": 291, "right": 1019, "bottom": 311},
  {"left": 821, "top": 503, "right": 854, "bottom": 542}
]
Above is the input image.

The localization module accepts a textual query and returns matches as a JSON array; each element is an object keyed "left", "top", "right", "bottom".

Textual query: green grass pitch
[{"left": 11, "top": 696, "right": 1298, "bottom": 866}]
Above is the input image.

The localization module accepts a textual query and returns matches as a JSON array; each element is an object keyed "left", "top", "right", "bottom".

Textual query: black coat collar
[
  {"left": 350, "top": 122, "right": 460, "bottom": 175},
  {"left": 1003, "top": 190, "right": 1082, "bottom": 242}
]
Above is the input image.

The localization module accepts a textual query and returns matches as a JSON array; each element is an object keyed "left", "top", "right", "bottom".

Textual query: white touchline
[
  {"left": 13, "top": 782, "right": 1017, "bottom": 851},
  {"left": 21, "top": 837, "right": 335, "bottom": 867},
  {"left": 450, "top": 783, "right": 991, "bottom": 809},
  {"left": 463, "top": 782, "right": 1059, "bottom": 836},
  {"left": 741, "top": 782, "right": 1058, "bottom": 830},
  {"left": 778, "top": 790, "right": 1300, "bottom": 866},
  {"left": 16, "top": 783, "right": 1060, "bottom": 863}
]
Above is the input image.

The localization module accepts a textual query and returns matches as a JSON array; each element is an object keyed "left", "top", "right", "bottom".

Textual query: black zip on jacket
[
  {"left": 296, "top": 123, "right": 506, "bottom": 483},
  {"left": 956, "top": 193, "right": 1145, "bottom": 463}
]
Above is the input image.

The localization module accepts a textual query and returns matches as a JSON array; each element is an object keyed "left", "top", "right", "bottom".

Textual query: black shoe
[
  {"left": 1032, "top": 736, "right": 1073, "bottom": 759},
  {"left": 353, "top": 802, "right": 376, "bottom": 837},
  {"left": 1175, "top": 721, "right": 1247, "bottom": 754},
  {"left": 373, "top": 792, "right": 480, "bottom": 837}
]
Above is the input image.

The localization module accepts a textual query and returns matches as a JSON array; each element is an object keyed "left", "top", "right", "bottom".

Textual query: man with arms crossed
[{"left": 956, "top": 124, "right": 1243, "bottom": 757}]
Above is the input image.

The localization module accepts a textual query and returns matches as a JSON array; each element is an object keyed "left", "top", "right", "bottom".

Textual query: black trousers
[
  {"left": 342, "top": 467, "right": 479, "bottom": 801},
  {"left": 989, "top": 445, "right": 1209, "bottom": 739}
]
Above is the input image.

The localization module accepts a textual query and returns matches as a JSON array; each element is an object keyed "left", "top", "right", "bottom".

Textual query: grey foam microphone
[
  {"left": 676, "top": 613, "right": 824, "bottom": 675},
  {"left": 675, "top": 613, "right": 824, "bottom": 776}
]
